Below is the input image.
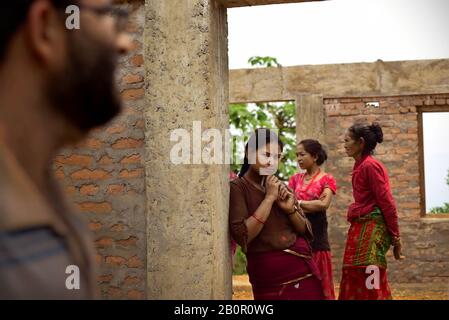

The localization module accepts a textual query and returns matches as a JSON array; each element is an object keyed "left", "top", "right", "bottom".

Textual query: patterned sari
[{"left": 339, "top": 207, "right": 392, "bottom": 300}]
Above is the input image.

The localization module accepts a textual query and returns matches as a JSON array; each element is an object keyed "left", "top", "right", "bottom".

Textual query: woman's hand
[
  {"left": 276, "top": 183, "right": 295, "bottom": 214},
  {"left": 392, "top": 237, "right": 405, "bottom": 260},
  {"left": 265, "top": 175, "right": 280, "bottom": 202}
]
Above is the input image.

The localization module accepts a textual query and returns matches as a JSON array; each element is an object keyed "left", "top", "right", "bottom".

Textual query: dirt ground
[{"left": 232, "top": 275, "right": 449, "bottom": 300}]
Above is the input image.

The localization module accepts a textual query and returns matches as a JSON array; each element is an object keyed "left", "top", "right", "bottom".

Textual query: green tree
[
  {"left": 429, "top": 169, "right": 449, "bottom": 214},
  {"left": 247, "top": 56, "right": 281, "bottom": 68},
  {"left": 229, "top": 56, "right": 296, "bottom": 181}
]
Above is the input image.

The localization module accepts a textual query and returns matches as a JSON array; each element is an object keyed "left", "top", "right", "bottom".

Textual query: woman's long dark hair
[{"left": 238, "top": 128, "right": 284, "bottom": 178}]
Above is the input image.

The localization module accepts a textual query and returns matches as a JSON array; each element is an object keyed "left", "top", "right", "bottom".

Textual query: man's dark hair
[{"left": 0, "top": 0, "right": 77, "bottom": 62}]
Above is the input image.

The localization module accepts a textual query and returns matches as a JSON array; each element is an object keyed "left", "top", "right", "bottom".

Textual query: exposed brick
[
  {"left": 401, "top": 202, "right": 421, "bottom": 209},
  {"left": 106, "top": 125, "right": 126, "bottom": 134},
  {"left": 122, "top": 73, "right": 143, "bottom": 85},
  {"left": 65, "top": 186, "right": 77, "bottom": 196},
  {"left": 119, "top": 168, "right": 144, "bottom": 179},
  {"left": 95, "top": 237, "right": 114, "bottom": 248},
  {"left": 120, "top": 154, "right": 142, "bottom": 164},
  {"left": 123, "top": 276, "right": 140, "bottom": 286},
  {"left": 88, "top": 221, "right": 103, "bottom": 231},
  {"left": 98, "top": 155, "right": 114, "bottom": 165},
  {"left": 125, "top": 20, "right": 140, "bottom": 33},
  {"left": 131, "top": 54, "right": 143, "bottom": 67},
  {"left": 396, "top": 147, "right": 414, "bottom": 155},
  {"left": 98, "top": 274, "right": 113, "bottom": 284},
  {"left": 127, "top": 256, "right": 143, "bottom": 268},
  {"left": 54, "top": 167, "right": 64, "bottom": 180},
  {"left": 127, "top": 290, "right": 144, "bottom": 299},
  {"left": 71, "top": 169, "right": 111, "bottom": 180},
  {"left": 424, "top": 97, "right": 434, "bottom": 106},
  {"left": 107, "top": 184, "right": 125, "bottom": 195},
  {"left": 55, "top": 154, "right": 94, "bottom": 166},
  {"left": 134, "top": 119, "right": 145, "bottom": 129},
  {"left": 80, "top": 184, "right": 100, "bottom": 196},
  {"left": 121, "top": 88, "right": 144, "bottom": 101},
  {"left": 105, "top": 256, "right": 127, "bottom": 266},
  {"left": 83, "top": 138, "right": 104, "bottom": 149},
  {"left": 112, "top": 138, "right": 144, "bottom": 149},
  {"left": 96, "top": 254, "right": 103, "bottom": 264},
  {"left": 77, "top": 201, "right": 112, "bottom": 214},
  {"left": 107, "top": 286, "right": 123, "bottom": 298},
  {"left": 129, "top": 39, "right": 141, "bottom": 52},
  {"left": 110, "top": 223, "right": 126, "bottom": 232},
  {"left": 116, "top": 236, "right": 138, "bottom": 247}
]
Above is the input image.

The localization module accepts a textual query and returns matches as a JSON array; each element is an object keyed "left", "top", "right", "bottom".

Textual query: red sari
[{"left": 288, "top": 171, "right": 337, "bottom": 300}]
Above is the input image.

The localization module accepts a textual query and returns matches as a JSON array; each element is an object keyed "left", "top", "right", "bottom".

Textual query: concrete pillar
[
  {"left": 296, "top": 94, "right": 326, "bottom": 144},
  {"left": 144, "top": 0, "right": 232, "bottom": 299}
]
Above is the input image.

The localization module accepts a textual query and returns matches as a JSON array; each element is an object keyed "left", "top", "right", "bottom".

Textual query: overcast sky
[{"left": 228, "top": 0, "right": 449, "bottom": 210}]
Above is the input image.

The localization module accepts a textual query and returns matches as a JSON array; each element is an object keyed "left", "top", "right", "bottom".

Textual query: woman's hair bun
[{"left": 370, "top": 122, "right": 383, "bottom": 144}]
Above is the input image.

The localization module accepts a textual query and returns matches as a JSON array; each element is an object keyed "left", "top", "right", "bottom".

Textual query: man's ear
[{"left": 24, "top": 0, "right": 65, "bottom": 66}]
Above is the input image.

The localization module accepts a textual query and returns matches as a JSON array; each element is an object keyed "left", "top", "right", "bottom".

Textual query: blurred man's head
[{"left": 0, "top": 0, "right": 131, "bottom": 136}]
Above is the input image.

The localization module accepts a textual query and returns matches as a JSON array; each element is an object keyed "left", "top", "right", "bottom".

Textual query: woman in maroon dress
[
  {"left": 288, "top": 139, "right": 337, "bottom": 300},
  {"left": 229, "top": 128, "right": 324, "bottom": 300},
  {"left": 339, "top": 122, "right": 404, "bottom": 300}
]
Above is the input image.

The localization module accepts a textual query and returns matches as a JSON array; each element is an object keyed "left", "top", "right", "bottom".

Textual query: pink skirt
[{"left": 312, "top": 251, "right": 336, "bottom": 300}]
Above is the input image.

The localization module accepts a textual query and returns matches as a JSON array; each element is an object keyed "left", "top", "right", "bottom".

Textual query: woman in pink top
[{"left": 288, "top": 139, "right": 337, "bottom": 300}]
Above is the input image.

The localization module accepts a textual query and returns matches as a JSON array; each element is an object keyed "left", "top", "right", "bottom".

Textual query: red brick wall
[
  {"left": 53, "top": 2, "right": 147, "bottom": 299},
  {"left": 324, "top": 94, "right": 449, "bottom": 284}
]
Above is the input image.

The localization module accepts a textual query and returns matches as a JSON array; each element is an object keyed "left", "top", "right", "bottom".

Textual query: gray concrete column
[
  {"left": 144, "top": 0, "right": 232, "bottom": 299},
  {"left": 296, "top": 94, "right": 326, "bottom": 145}
]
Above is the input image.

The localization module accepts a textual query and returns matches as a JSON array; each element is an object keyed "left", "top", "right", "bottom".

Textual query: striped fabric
[
  {"left": 0, "top": 142, "right": 97, "bottom": 299},
  {"left": 0, "top": 227, "right": 91, "bottom": 299}
]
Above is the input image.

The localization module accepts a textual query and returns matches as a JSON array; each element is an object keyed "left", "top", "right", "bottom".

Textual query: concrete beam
[
  {"left": 220, "top": 0, "right": 325, "bottom": 8},
  {"left": 229, "top": 59, "right": 449, "bottom": 103}
]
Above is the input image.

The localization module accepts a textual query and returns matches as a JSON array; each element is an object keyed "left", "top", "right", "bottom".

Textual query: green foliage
[
  {"left": 429, "top": 203, "right": 449, "bottom": 214},
  {"left": 229, "top": 57, "right": 296, "bottom": 181},
  {"left": 232, "top": 246, "right": 247, "bottom": 275},
  {"left": 248, "top": 56, "right": 281, "bottom": 67},
  {"left": 429, "top": 169, "right": 449, "bottom": 214}
]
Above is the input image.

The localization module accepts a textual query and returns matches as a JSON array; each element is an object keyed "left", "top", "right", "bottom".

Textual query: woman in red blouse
[
  {"left": 339, "top": 122, "right": 404, "bottom": 300},
  {"left": 288, "top": 139, "right": 337, "bottom": 300}
]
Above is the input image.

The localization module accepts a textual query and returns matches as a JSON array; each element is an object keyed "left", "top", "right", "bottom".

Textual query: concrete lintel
[{"left": 229, "top": 59, "right": 449, "bottom": 103}]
